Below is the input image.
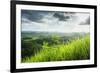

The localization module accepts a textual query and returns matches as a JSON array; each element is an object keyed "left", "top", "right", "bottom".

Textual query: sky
[{"left": 21, "top": 10, "right": 90, "bottom": 33}]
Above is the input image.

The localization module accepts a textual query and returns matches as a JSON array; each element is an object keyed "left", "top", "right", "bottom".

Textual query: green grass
[{"left": 22, "top": 35, "right": 90, "bottom": 63}]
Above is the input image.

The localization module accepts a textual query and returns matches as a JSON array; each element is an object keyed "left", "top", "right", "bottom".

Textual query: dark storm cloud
[
  {"left": 53, "top": 13, "right": 69, "bottom": 21},
  {"left": 53, "top": 12, "right": 76, "bottom": 21},
  {"left": 85, "top": 17, "right": 90, "bottom": 24},
  {"left": 79, "top": 17, "right": 90, "bottom": 25},
  {"left": 21, "top": 10, "right": 77, "bottom": 24},
  {"left": 21, "top": 10, "right": 51, "bottom": 23}
]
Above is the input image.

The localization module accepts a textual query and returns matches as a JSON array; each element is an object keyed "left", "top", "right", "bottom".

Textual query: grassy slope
[{"left": 22, "top": 35, "right": 90, "bottom": 63}]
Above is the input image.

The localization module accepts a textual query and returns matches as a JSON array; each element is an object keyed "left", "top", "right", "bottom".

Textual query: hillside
[{"left": 22, "top": 35, "right": 90, "bottom": 62}]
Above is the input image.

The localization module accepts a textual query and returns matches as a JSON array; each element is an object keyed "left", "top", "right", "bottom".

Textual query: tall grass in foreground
[{"left": 22, "top": 35, "right": 90, "bottom": 63}]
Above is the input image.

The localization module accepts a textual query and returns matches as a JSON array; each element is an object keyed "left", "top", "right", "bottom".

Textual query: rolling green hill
[{"left": 22, "top": 35, "right": 90, "bottom": 63}]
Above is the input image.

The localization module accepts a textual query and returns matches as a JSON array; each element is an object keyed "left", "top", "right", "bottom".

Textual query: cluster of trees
[{"left": 21, "top": 35, "right": 72, "bottom": 59}]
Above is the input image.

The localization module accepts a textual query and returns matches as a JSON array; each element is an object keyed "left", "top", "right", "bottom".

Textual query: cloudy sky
[{"left": 21, "top": 10, "right": 90, "bottom": 33}]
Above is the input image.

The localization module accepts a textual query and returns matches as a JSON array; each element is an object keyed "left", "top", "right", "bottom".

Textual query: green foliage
[
  {"left": 21, "top": 39, "right": 42, "bottom": 58},
  {"left": 22, "top": 35, "right": 90, "bottom": 62},
  {"left": 21, "top": 34, "right": 67, "bottom": 58},
  {"left": 42, "top": 41, "right": 49, "bottom": 49}
]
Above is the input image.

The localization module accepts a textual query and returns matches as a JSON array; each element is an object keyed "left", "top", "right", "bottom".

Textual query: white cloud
[{"left": 22, "top": 12, "right": 90, "bottom": 33}]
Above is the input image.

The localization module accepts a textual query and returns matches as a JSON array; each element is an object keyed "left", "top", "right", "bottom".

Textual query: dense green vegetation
[{"left": 21, "top": 32, "right": 90, "bottom": 63}]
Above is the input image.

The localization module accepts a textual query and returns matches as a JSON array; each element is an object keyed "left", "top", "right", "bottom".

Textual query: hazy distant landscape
[{"left": 21, "top": 10, "right": 90, "bottom": 63}]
